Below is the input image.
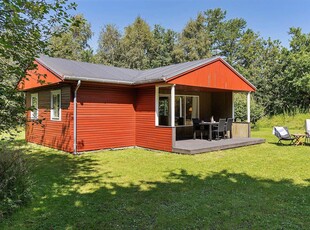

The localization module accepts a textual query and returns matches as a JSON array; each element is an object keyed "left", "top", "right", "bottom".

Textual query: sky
[{"left": 73, "top": 0, "right": 310, "bottom": 51}]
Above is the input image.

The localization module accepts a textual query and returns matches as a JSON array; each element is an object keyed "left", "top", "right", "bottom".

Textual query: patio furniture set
[
  {"left": 273, "top": 119, "right": 310, "bottom": 146},
  {"left": 192, "top": 118, "right": 234, "bottom": 141}
]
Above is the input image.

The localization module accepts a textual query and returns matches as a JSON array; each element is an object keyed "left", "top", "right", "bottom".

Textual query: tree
[
  {"left": 0, "top": 0, "right": 75, "bottom": 134},
  {"left": 280, "top": 28, "right": 310, "bottom": 113},
  {"left": 204, "top": 8, "right": 247, "bottom": 64},
  {"left": 174, "top": 13, "right": 211, "bottom": 62},
  {"left": 204, "top": 8, "right": 226, "bottom": 55},
  {"left": 120, "top": 16, "right": 153, "bottom": 69},
  {"left": 96, "top": 24, "right": 122, "bottom": 66},
  {"left": 149, "top": 25, "right": 177, "bottom": 68},
  {"left": 48, "top": 14, "right": 93, "bottom": 62}
]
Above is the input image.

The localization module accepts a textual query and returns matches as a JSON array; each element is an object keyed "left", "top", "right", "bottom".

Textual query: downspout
[{"left": 73, "top": 80, "right": 81, "bottom": 155}]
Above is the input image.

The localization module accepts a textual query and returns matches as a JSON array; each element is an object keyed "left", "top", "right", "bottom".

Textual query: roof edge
[
  {"left": 63, "top": 75, "right": 134, "bottom": 85},
  {"left": 35, "top": 58, "right": 65, "bottom": 81}
]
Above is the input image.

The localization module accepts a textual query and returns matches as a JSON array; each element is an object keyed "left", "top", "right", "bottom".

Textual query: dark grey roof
[
  {"left": 36, "top": 55, "right": 255, "bottom": 89},
  {"left": 37, "top": 55, "right": 140, "bottom": 84}
]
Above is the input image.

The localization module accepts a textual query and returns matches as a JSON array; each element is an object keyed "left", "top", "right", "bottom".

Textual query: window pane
[
  {"left": 53, "top": 94, "right": 59, "bottom": 118},
  {"left": 185, "top": 97, "right": 193, "bottom": 125},
  {"left": 175, "top": 96, "right": 185, "bottom": 126},
  {"left": 192, "top": 97, "right": 199, "bottom": 119},
  {"left": 185, "top": 96, "right": 199, "bottom": 125},
  {"left": 159, "top": 96, "right": 169, "bottom": 126},
  {"left": 31, "top": 94, "right": 38, "bottom": 119},
  {"left": 51, "top": 91, "right": 61, "bottom": 120}
]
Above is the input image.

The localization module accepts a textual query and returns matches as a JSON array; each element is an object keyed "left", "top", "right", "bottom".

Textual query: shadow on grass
[
  {"left": 268, "top": 141, "right": 310, "bottom": 147},
  {"left": 1, "top": 143, "right": 310, "bottom": 229},
  {"left": 267, "top": 141, "right": 295, "bottom": 146}
]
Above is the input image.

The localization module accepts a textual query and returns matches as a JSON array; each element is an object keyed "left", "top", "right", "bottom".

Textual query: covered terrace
[{"left": 153, "top": 58, "right": 265, "bottom": 153}]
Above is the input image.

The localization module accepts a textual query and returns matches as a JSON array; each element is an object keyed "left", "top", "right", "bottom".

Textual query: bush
[
  {"left": 0, "top": 145, "right": 33, "bottom": 220},
  {"left": 234, "top": 93, "right": 265, "bottom": 124}
]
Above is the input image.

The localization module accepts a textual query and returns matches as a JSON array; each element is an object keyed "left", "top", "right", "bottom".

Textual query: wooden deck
[{"left": 172, "top": 138, "right": 265, "bottom": 154}]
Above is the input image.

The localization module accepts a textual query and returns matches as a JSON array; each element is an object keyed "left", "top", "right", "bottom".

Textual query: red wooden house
[{"left": 18, "top": 56, "right": 257, "bottom": 154}]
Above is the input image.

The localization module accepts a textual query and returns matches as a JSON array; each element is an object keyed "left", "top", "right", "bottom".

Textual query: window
[
  {"left": 159, "top": 96, "right": 170, "bottom": 126},
  {"left": 175, "top": 95, "right": 199, "bottom": 126},
  {"left": 157, "top": 94, "right": 199, "bottom": 127},
  {"left": 30, "top": 93, "right": 38, "bottom": 119},
  {"left": 51, "top": 90, "right": 61, "bottom": 121}
]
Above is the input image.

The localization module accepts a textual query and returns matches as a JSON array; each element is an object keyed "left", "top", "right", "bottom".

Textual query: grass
[
  {"left": 0, "top": 128, "right": 309, "bottom": 229},
  {"left": 256, "top": 113, "right": 309, "bottom": 130}
]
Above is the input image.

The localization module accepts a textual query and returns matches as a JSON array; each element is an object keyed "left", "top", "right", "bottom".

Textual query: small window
[
  {"left": 51, "top": 90, "right": 61, "bottom": 121},
  {"left": 30, "top": 93, "right": 38, "bottom": 119}
]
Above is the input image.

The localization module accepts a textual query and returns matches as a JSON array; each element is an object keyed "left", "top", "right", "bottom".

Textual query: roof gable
[
  {"left": 167, "top": 59, "right": 255, "bottom": 92},
  {"left": 17, "top": 61, "right": 63, "bottom": 91}
]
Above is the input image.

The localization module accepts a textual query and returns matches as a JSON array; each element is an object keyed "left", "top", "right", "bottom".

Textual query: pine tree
[{"left": 121, "top": 17, "right": 153, "bottom": 69}]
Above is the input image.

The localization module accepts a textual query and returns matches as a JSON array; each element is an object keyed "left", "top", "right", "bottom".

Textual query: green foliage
[
  {"left": 95, "top": 24, "right": 122, "bottom": 66},
  {"left": 174, "top": 13, "right": 211, "bottom": 62},
  {"left": 252, "top": 28, "right": 310, "bottom": 115},
  {"left": 0, "top": 0, "right": 75, "bottom": 134},
  {"left": 0, "top": 144, "right": 33, "bottom": 220},
  {"left": 149, "top": 25, "right": 177, "bottom": 68},
  {"left": 234, "top": 93, "right": 264, "bottom": 123},
  {"left": 120, "top": 16, "right": 153, "bottom": 69},
  {"left": 48, "top": 14, "right": 93, "bottom": 62}
]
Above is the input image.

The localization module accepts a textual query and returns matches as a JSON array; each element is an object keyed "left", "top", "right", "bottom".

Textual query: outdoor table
[
  {"left": 199, "top": 121, "right": 219, "bottom": 141},
  {"left": 292, "top": 134, "right": 306, "bottom": 146}
]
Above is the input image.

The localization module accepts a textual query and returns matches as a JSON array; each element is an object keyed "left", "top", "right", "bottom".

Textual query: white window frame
[
  {"left": 50, "top": 89, "right": 61, "bottom": 121},
  {"left": 30, "top": 93, "right": 39, "bottom": 120}
]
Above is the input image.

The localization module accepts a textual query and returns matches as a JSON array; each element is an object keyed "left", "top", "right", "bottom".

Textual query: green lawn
[{"left": 1, "top": 128, "right": 309, "bottom": 229}]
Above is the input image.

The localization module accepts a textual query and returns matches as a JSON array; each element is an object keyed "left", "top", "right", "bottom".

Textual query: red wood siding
[
  {"left": 76, "top": 85, "right": 136, "bottom": 152},
  {"left": 135, "top": 87, "right": 172, "bottom": 152},
  {"left": 25, "top": 86, "right": 73, "bottom": 152},
  {"left": 168, "top": 59, "right": 255, "bottom": 92},
  {"left": 18, "top": 61, "right": 62, "bottom": 91}
]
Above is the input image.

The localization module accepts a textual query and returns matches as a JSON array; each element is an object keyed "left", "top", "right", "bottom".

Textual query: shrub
[
  {"left": 0, "top": 145, "right": 33, "bottom": 220},
  {"left": 234, "top": 93, "right": 265, "bottom": 124}
]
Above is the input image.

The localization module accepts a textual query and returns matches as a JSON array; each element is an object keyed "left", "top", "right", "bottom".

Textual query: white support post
[
  {"left": 232, "top": 92, "right": 235, "bottom": 120},
  {"left": 247, "top": 92, "right": 251, "bottom": 122},
  {"left": 171, "top": 84, "right": 175, "bottom": 127},
  {"left": 155, "top": 86, "right": 159, "bottom": 126}
]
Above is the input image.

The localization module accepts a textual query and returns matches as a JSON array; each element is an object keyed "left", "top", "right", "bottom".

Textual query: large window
[
  {"left": 175, "top": 95, "right": 199, "bottom": 126},
  {"left": 30, "top": 93, "right": 38, "bottom": 119},
  {"left": 158, "top": 94, "right": 199, "bottom": 126},
  {"left": 51, "top": 90, "right": 61, "bottom": 121}
]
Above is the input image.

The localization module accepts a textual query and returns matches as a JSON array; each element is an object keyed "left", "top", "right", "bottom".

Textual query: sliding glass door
[{"left": 175, "top": 95, "right": 199, "bottom": 126}]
